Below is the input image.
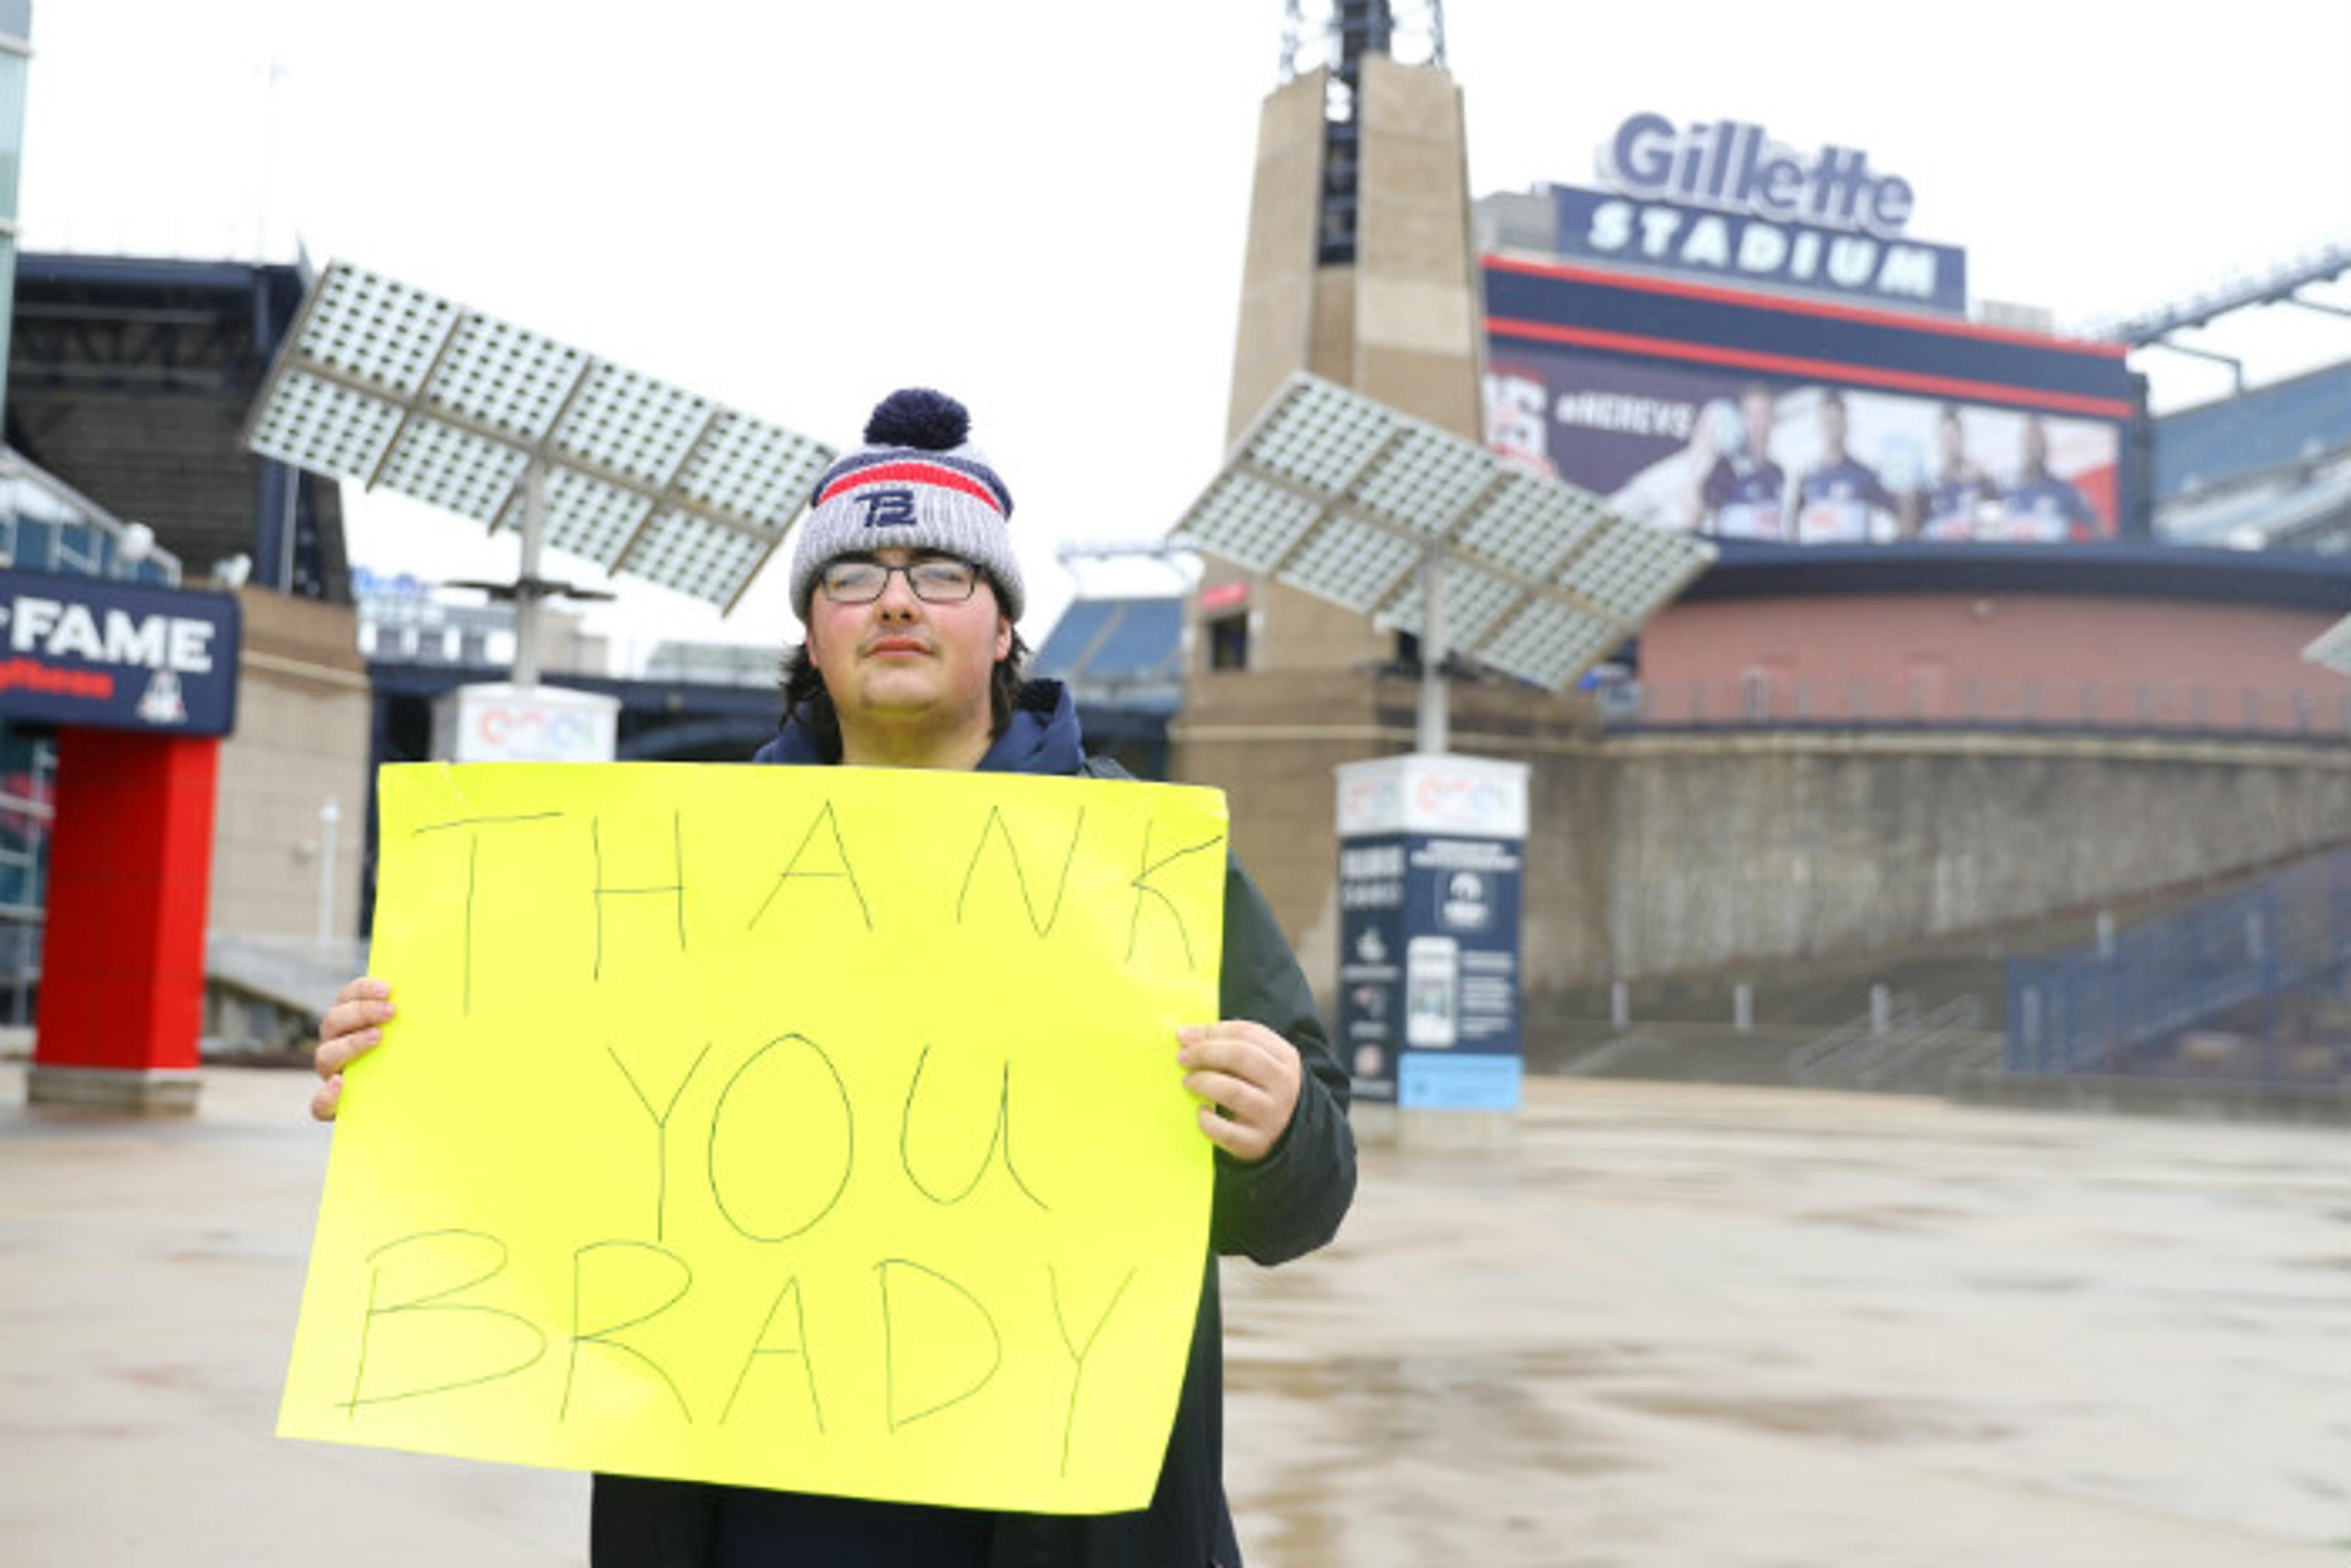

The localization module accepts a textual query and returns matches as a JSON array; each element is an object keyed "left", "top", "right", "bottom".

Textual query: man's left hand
[{"left": 1177, "top": 1021, "right": 1302, "bottom": 1163}]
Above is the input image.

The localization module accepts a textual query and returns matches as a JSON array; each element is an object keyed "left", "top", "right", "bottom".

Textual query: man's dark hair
[{"left": 778, "top": 615, "right": 1032, "bottom": 763}]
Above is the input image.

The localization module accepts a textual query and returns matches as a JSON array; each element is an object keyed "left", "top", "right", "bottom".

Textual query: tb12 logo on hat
[{"left": 854, "top": 489, "right": 917, "bottom": 527}]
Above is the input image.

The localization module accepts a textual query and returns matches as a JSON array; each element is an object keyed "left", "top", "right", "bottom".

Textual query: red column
[{"left": 31, "top": 726, "right": 220, "bottom": 1114}]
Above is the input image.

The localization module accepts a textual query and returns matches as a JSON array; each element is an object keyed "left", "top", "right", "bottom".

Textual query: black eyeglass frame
[{"left": 817, "top": 555, "right": 982, "bottom": 606}]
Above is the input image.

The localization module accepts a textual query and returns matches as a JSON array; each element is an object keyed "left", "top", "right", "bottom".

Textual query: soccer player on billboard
[
  {"left": 1794, "top": 388, "right": 1902, "bottom": 543},
  {"left": 1695, "top": 382, "right": 1790, "bottom": 539},
  {"left": 1999, "top": 417, "right": 2102, "bottom": 542},
  {"left": 1917, "top": 403, "right": 2000, "bottom": 540}
]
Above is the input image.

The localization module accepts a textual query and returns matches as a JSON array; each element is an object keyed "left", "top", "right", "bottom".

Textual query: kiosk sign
[
  {"left": 1335, "top": 756, "right": 1529, "bottom": 1111},
  {"left": 433, "top": 681, "right": 622, "bottom": 764}
]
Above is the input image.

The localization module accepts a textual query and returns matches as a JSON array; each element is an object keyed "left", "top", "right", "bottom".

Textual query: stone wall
[
  {"left": 1594, "top": 732, "right": 2351, "bottom": 987},
  {"left": 209, "top": 588, "right": 372, "bottom": 941},
  {"left": 1177, "top": 688, "right": 2351, "bottom": 1018}
]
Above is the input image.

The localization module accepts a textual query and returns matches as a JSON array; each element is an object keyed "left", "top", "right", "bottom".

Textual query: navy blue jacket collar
[{"left": 751, "top": 678, "right": 1084, "bottom": 776}]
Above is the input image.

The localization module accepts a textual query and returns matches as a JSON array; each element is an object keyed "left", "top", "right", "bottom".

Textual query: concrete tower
[
  {"left": 1172, "top": 3, "right": 1600, "bottom": 995},
  {"left": 1202, "top": 0, "right": 1483, "bottom": 676}
]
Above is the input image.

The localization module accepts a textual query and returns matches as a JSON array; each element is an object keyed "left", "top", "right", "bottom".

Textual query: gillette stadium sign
[{"left": 1549, "top": 111, "right": 1968, "bottom": 314}]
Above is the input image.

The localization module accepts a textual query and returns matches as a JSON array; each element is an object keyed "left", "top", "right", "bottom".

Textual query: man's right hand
[{"left": 312, "top": 976, "right": 394, "bottom": 1122}]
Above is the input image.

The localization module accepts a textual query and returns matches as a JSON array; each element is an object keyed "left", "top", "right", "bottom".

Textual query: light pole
[{"left": 315, "top": 796, "right": 340, "bottom": 954}]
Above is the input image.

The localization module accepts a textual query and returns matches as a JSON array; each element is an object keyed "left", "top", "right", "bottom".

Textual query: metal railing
[
  {"left": 2006, "top": 851, "right": 2351, "bottom": 1084},
  {"left": 1600, "top": 677, "right": 2351, "bottom": 741},
  {"left": 0, "top": 451, "right": 183, "bottom": 585},
  {"left": 1788, "top": 993, "right": 1997, "bottom": 1090}
]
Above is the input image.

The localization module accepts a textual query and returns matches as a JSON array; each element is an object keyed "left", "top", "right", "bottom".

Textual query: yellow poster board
[{"left": 280, "top": 762, "right": 1229, "bottom": 1515}]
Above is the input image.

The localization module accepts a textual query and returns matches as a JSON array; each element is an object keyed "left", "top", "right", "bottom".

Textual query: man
[
  {"left": 312, "top": 388, "right": 1357, "bottom": 1567},
  {"left": 1914, "top": 402, "right": 1998, "bottom": 541},
  {"left": 1998, "top": 416, "right": 2103, "bottom": 542},
  {"left": 1695, "top": 381, "right": 1788, "bottom": 539},
  {"left": 1793, "top": 388, "right": 1902, "bottom": 543}
]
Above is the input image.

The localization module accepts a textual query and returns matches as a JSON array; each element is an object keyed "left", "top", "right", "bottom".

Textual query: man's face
[
  {"left": 806, "top": 546, "right": 1011, "bottom": 745},
  {"left": 1819, "top": 398, "right": 1848, "bottom": 454},
  {"left": 2022, "top": 421, "right": 2049, "bottom": 475}
]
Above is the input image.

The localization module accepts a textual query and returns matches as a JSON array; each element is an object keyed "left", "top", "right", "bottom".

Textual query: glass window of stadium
[
  {"left": 1209, "top": 612, "right": 1250, "bottom": 671},
  {"left": 0, "top": 724, "right": 53, "bottom": 1024}
]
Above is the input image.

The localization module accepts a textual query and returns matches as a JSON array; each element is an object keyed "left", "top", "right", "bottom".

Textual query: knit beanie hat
[{"left": 789, "top": 388, "right": 1022, "bottom": 621}]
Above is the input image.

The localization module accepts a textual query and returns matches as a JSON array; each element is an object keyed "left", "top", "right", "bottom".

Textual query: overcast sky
[{"left": 20, "top": 1, "right": 2351, "bottom": 659}]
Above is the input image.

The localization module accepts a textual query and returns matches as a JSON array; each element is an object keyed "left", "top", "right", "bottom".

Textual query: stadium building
[
  {"left": 1160, "top": 2, "right": 2350, "bottom": 1097},
  {"left": 4, "top": 0, "right": 2344, "bottom": 1107}
]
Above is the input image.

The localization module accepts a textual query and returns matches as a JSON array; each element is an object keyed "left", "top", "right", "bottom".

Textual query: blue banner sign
[
  {"left": 1338, "top": 831, "right": 1526, "bottom": 1111},
  {"left": 0, "top": 571, "right": 241, "bottom": 737}
]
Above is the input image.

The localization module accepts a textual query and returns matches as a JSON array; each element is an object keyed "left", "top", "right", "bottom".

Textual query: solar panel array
[
  {"left": 244, "top": 261, "right": 836, "bottom": 610},
  {"left": 2305, "top": 611, "right": 2351, "bottom": 677},
  {"left": 1172, "top": 374, "right": 1715, "bottom": 689}
]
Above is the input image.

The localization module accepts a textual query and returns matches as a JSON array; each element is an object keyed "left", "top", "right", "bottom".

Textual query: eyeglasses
[{"left": 817, "top": 557, "right": 981, "bottom": 605}]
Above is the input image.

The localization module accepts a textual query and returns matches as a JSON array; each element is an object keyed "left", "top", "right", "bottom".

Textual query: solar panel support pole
[
  {"left": 315, "top": 796, "right": 340, "bottom": 954},
  {"left": 276, "top": 460, "right": 299, "bottom": 593},
  {"left": 1417, "top": 549, "right": 1449, "bottom": 755},
  {"left": 513, "top": 456, "right": 549, "bottom": 689}
]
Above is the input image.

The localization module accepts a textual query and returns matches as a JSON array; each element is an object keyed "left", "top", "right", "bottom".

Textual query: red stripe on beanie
[{"left": 816, "top": 460, "right": 1005, "bottom": 514}]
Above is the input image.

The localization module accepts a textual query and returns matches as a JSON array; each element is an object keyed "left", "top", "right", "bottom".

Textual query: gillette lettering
[
  {"left": 0, "top": 596, "right": 217, "bottom": 674},
  {"left": 1605, "top": 112, "right": 1915, "bottom": 237}
]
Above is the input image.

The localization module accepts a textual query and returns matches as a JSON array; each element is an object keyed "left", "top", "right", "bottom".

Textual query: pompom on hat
[{"left": 789, "top": 388, "right": 1022, "bottom": 620}]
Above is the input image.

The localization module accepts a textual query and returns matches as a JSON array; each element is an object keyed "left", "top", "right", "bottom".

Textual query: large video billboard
[
  {"left": 1482, "top": 256, "right": 2143, "bottom": 544},
  {"left": 1486, "top": 346, "right": 2119, "bottom": 544}
]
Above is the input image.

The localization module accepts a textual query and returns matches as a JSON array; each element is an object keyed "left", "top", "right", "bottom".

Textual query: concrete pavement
[{"left": 2, "top": 1065, "right": 2344, "bottom": 1567}]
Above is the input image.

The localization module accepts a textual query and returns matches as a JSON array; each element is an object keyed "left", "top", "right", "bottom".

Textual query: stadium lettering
[
  {"left": 1586, "top": 201, "right": 1941, "bottom": 302},
  {"left": 1605, "top": 112, "right": 1916, "bottom": 238}
]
